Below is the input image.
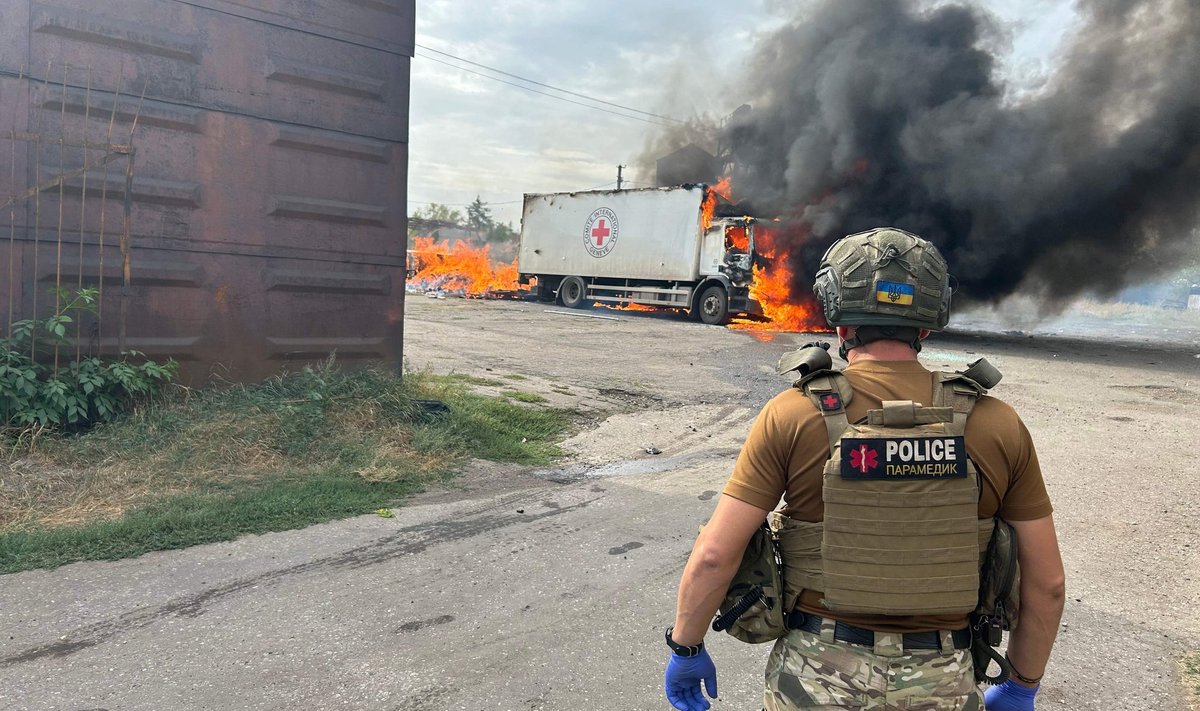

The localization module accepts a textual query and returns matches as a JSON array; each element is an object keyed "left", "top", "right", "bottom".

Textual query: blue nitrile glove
[
  {"left": 984, "top": 679, "right": 1038, "bottom": 710},
  {"left": 664, "top": 648, "right": 718, "bottom": 711}
]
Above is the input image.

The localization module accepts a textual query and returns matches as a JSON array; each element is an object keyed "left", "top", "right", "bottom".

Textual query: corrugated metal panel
[{"left": 0, "top": 0, "right": 413, "bottom": 384}]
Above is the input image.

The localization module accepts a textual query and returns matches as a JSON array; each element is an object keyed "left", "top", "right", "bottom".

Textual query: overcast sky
[{"left": 408, "top": 0, "right": 1078, "bottom": 227}]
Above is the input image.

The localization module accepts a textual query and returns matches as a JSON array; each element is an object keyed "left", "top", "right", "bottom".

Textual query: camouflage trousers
[{"left": 763, "top": 618, "right": 982, "bottom": 710}]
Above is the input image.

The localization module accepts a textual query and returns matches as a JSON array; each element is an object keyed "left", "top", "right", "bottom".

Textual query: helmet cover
[{"left": 813, "top": 227, "right": 951, "bottom": 331}]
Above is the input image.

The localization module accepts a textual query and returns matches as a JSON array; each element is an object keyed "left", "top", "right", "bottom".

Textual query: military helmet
[{"left": 813, "top": 227, "right": 951, "bottom": 331}]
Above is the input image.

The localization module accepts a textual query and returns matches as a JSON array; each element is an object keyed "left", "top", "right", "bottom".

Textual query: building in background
[
  {"left": 0, "top": 0, "right": 414, "bottom": 385},
  {"left": 656, "top": 144, "right": 718, "bottom": 188}
]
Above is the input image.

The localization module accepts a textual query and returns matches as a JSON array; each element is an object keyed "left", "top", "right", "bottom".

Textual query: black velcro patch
[
  {"left": 817, "top": 392, "right": 842, "bottom": 411},
  {"left": 840, "top": 436, "right": 968, "bottom": 480}
]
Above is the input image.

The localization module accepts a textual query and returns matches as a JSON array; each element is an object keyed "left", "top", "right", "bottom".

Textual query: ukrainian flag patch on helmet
[{"left": 876, "top": 281, "right": 915, "bottom": 305}]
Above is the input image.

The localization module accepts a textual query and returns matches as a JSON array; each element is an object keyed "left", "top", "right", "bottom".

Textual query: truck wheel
[
  {"left": 558, "top": 276, "right": 588, "bottom": 309},
  {"left": 696, "top": 285, "right": 729, "bottom": 325}
]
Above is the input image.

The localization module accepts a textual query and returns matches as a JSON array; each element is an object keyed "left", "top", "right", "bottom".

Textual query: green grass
[
  {"left": 0, "top": 473, "right": 425, "bottom": 573},
  {"left": 503, "top": 390, "right": 548, "bottom": 404},
  {"left": 444, "top": 373, "right": 506, "bottom": 387},
  {"left": 502, "top": 373, "right": 528, "bottom": 381},
  {"left": 1182, "top": 651, "right": 1200, "bottom": 710},
  {"left": 0, "top": 362, "right": 574, "bottom": 573}
]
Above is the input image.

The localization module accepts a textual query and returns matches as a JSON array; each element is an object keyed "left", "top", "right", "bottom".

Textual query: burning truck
[{"left": 516, "top": 184, "right": 764, "bottom": 325}]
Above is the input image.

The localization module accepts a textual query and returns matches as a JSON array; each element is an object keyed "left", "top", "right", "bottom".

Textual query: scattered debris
[
  {"left": 375, "top": 508, "right": 394, "bottom": 518},
  {"left": 645, "top": 446, "right": 662, "bottom": 455},
  {"left": 415, "top": 399, "right": 450, "bottom": 421}
]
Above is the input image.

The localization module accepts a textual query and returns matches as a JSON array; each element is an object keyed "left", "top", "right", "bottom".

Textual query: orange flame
[
  {"left": 726, "top": 224, "right": 750, "bottom": 252},
  {"left": 408, "top": 236, "right": 523, "bottom": 296},
  {"left": 729, "top": 224, "right": 830, "bottom": 333},
  {"left": 700, "top": 176, "right": 733, "bottom": 230},
  {"left": 599, "top": 302, "right": 659, "bottom": 312}
]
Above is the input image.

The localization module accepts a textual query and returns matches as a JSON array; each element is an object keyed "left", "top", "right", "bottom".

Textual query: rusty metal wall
[{"left": 0, "top": 0, "right": 413, "bottom": 384}]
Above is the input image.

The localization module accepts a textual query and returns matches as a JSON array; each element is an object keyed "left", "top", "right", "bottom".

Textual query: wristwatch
[{"left": 664, "top": 626, "right": 704, "bottom": 657}]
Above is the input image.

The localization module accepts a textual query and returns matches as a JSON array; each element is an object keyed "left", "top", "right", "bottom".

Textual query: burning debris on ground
[{"left": 406, "top": 236, "right": 527, "bottom": 299}]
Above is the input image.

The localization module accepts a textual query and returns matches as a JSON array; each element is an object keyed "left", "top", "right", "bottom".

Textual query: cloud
[
  {"left": 408, "top": 0, "right": 1077, "bottom": 226},
  {"left": 409, "top": 1, "right": 777, "bottom": 223}
]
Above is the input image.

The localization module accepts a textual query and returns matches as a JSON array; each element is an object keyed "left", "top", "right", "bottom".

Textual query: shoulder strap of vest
[
  {"left": 795, "top": 370, "right": 852, "bottom": 452},
  {"left": 933, "top": 372, "right": 985, "bottom": 435}
]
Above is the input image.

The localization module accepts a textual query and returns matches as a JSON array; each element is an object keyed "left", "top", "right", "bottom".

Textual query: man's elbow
[
  {"left": 1026, "top": 569, "right": 1067, "bottom": 611},
  {"left": 690, "top": 540, "right": 741, "bottom": 575}
]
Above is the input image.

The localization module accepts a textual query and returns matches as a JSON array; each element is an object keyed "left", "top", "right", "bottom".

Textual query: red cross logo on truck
[
  {"left": 583, "top": 207, "right": 619, "bottom": 258},
  {"left": 591, "top": 219, "right": 610, "bottom": 247}
]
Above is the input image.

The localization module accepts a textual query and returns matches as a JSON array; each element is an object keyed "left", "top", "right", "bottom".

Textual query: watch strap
[{"left": 664, "top": 626, "right": 704, "bottom": 657}]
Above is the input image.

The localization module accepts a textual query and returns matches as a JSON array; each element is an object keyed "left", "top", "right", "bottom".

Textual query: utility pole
[{"left": 617, "top": 165, "right": 625, "bottom": 190}]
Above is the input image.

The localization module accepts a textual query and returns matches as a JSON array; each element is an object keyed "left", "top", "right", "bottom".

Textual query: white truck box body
[{"left": 518, "top": 186, "right": 707, "bottom": 282}]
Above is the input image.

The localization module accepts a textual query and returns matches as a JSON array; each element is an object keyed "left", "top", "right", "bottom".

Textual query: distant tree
[
  {"left": 466, "top": 196, "right": 494, "bottom": 233},
  {"left": 411, "top": 203, "right": 463, "bottom": 224},
  {"left": 486, "top": 221, "right": 517, "bottom": 244}
]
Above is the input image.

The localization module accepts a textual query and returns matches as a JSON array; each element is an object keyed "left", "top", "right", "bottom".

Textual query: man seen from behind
[{"left": 662, "top": 227, "right": 1066, "bottom": 710}]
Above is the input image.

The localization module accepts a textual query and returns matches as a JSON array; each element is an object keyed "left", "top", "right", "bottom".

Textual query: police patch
[{"left": 840, "top": 436, "right": 968, "bottom": 480}]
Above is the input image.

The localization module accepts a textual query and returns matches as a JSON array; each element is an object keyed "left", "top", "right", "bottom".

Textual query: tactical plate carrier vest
[{"left": 776, "top": 367, "right": 993, "bottom": 617}]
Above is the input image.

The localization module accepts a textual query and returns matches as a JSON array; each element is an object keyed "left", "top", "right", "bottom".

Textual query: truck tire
[
  {"left": 558, "top": 276, "right": 588, "bottom": 309},
  {"left": 695, "top": 284, "right": 729, "bottom": 325}
]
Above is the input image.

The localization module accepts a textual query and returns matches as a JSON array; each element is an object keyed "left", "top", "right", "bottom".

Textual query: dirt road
[{"left": 1, "top": 296, "right": 1197, "bottom": 710}]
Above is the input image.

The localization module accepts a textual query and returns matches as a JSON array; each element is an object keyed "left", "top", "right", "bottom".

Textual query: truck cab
[
  {"left": 692, "top": 216, "right": 760, "bottom": 323},
  {"left": 701, "top": 217, "right": 756, "bottom": 285}
]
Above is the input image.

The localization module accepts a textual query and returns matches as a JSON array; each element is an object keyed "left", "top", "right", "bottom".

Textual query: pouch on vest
[
  {"left": 711, "top": 521, "right": 787, "bottom": 644},
  {"left": 970, "top": 518, "right": 1021, "bottom": 684}
]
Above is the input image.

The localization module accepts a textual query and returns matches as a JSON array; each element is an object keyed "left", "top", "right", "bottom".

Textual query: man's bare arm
[
  {"left": 1006, "top": 515, "right": 1066, "bottom": 686},
  {"left": 670, "top": 495, "right": 771, "bottom": 646}
]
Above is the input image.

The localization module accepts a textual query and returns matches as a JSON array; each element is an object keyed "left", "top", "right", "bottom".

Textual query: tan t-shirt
[{"left": 723, "top": 359, "right": 1052, "bottom": 632}]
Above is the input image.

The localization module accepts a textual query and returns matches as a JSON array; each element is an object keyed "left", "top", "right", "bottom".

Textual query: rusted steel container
[{"left": 0, "top": 0, "right": 413, "bottom": 384}]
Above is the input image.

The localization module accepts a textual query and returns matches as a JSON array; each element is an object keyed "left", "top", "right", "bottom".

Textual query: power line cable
[
  {"left": 416, "top": 53, "right": 672, "bottom": 127},
  {"left": 416, "top": 43, "right": 682, "bottom": 124},
  {"left": 410, "top": 182, "right": 626, "bottom": 210},
  {"left": 410, "top": 198, "right": 523, "bottom": 206}
]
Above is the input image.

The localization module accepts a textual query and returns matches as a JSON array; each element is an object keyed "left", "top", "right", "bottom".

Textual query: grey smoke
[{"left": 689, "top": 0, "right": 1200, "bottom": 304}]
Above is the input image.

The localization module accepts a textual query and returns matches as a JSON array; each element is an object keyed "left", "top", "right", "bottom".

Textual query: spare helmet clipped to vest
[{"left": 813, "top": 227, "right": 952, "bottom": 358}]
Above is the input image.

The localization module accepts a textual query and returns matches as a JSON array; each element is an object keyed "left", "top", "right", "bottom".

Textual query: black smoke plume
[{"left": 684, "top": 0, "right": 1200, "bottom": 305}]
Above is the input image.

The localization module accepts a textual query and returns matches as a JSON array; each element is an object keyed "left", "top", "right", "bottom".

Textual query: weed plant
[{"left": 1, "top": 288, "right": 177, "bottom": 432}]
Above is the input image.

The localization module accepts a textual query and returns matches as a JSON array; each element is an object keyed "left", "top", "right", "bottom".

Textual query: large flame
[
  {"left": 704, "top": 177, "right": 827, "bottom": 332},
  {"left": 700, "top": 176, "right": 733, "bottom": 230},
  {"left": 730, "top": 224, "right": 829, "bottom": 333},
  {"left": 407, "top": 236, "right": 523, "bottom": 296}
]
